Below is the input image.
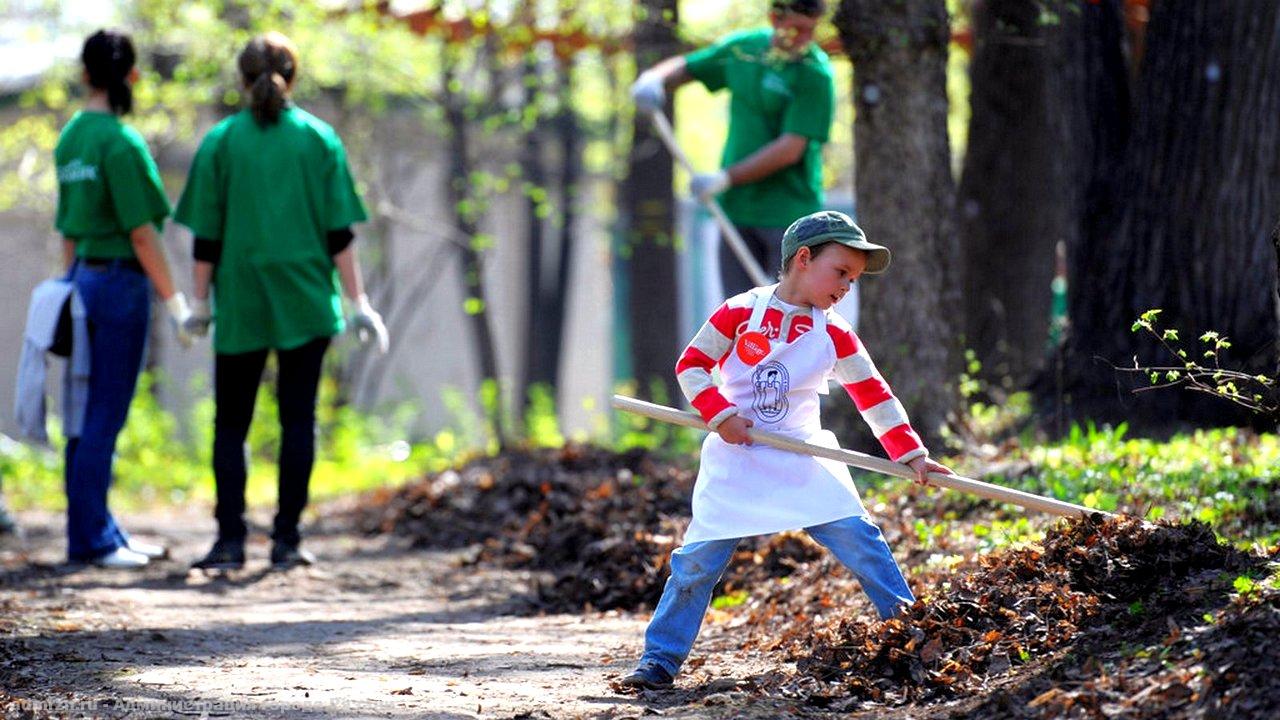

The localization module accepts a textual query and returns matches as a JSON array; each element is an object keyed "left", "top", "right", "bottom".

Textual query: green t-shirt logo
[
  {"left": 57, "top": 159, "right": 98, "bottom": 184},
  {"left": 761, "top": 73, "right": 791, "bottom": 98}
]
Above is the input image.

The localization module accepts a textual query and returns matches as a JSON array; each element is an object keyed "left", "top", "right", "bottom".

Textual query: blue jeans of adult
[
  {"left": 640, "top": 515, "right": 914, "bottom": 676},
  {"left": 64, "top": 260, "right": 150, "bottom": 561}
]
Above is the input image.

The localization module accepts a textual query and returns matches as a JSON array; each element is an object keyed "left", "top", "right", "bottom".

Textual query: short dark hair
[
  {"left": 771, "top": 0, "right": 827, "bottom": 18},
  {"left": 781, "top": 240, "right": 838, "bottom": 275}
]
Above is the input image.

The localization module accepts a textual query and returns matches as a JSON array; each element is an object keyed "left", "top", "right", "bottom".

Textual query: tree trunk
[
  {"left": 1033, "top": 0, "right": 1132, "bottom": 435},
  {"left": 443, "top": 64, "right": 509, "bottom": 447},
  {"left": 521, "top": 57, "right": 579, "bottom": 408},
  {"left": 957, "top": 0, "right": 1065, "bottom": 387},
  {"left": 521, "top": 55, "right": 550, "bottom": 412},
  {"left": 836, "top": 0, "right": 958, "bottom": 448},
  {"left": 621, "top": 0, "right": 680, "bottom": 401},
  {"left": 1058, "top": 0, "right": 1280, "bottom": 431},
  {"left": 551, "top": 102, "right": 580, "bottom": 386}
]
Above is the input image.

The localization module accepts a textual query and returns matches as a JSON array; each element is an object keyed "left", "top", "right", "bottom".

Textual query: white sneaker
[
  {"left": 92, "top": 547, "right": 150, "bottom": 569},
  {"left": 126, "top": 538, "right": 169, "bottom": 560}
]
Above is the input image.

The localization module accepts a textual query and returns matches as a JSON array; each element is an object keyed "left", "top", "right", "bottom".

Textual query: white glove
[
  {"left": 163, "top": 292, "right": 193, "bottom": 349},
  {"left": 183, "top": 297, "right": 212, "bottom": 337},
  {"left": 347, "top": 294, "right": 389, "bottom": 354},
  {"left": 630, "top": 70, "right": 666, "bottom": 113},
  {"left": 690, "top": 170, "right": 731, "bottom": 202}
]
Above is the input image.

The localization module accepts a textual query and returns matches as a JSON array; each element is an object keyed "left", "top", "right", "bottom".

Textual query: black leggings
[{"left": 212, "top": 336, "right": 330, "bottom": 544}]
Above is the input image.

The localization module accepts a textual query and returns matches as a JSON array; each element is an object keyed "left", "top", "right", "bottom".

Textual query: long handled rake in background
[{"left": 647, "top": 109, "right": 771, "bottom": 288}]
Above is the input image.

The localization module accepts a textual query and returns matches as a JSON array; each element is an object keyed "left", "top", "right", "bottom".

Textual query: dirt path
[{"left": 0, "top": 509, "right": 812, "bottom": 720}]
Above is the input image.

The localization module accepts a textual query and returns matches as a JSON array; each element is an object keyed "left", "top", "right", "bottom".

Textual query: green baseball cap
[{"left": 781, "top": 210, "right": 891, "bottom": 274}]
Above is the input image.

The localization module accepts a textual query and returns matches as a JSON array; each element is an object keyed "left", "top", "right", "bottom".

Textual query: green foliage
[
  {"left": 711, "top": 589, "right": 749, "bottom": 609},
  {"left": 970, "top": 425, "right": 1280, "bottom": 547},
  {"left": 609, "top": 381, "right": 704, "bottom": 457},
  {"left": 1, "top": 371, "right": 448, "bottom": 512},
  {"left": 524, "top": 384, "right": 565, "bottom": 449},
  {"left": 941, "top": 349, "right": 1034, "bottom": 448},
  {"left": 1130, "top": 309, "right": 1276, "bottom": 415},
  {"left": 1232, "top": 574, "right": 1258, "bottom": 598}
]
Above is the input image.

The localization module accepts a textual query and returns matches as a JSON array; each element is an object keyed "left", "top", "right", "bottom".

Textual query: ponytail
[
  {"left": 238, "top": 32, "right": 298, "bottom": 126},
  {"left": 81, "top": 30, "right": 136, "bottom": 116}
]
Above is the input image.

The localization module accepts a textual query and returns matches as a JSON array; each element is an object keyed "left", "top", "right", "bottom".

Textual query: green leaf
[{"left": 1233, "top": 575, "right": 1257, "bottom": 595}]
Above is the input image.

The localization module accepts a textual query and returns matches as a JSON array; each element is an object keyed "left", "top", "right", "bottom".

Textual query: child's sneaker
[{"left": 618, "top": 661, "right": 674, "bottom": 690}]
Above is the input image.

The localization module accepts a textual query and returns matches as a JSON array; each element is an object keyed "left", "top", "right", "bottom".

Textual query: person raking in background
[
  {"left": 174, "top": 32, "right": 388, "bottom": 571},
  {"left": 631, "top": 0, "right": 835, "bottom": 297},
  {"left": 619, "top": 210, "right": 954, "bottom": 690},
  {"left": 52, "top": 29, "right": 192, "bottom": 569}
]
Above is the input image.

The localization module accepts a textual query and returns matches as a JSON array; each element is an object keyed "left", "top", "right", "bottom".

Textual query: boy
[{"left": 620, "top": 210, "right": 952, "bottom": 690}]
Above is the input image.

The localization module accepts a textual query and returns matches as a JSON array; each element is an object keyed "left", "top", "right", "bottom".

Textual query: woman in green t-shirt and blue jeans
[
  {"left": 175, "top": 33, "right": 387, "bottom": 570},
  {"left": 54, "top": 30, "right": 193, "bottom": 569}
]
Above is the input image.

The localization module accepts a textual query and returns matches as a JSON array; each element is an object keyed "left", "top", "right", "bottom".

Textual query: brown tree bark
[
  {"left": 1058, "top": 0, "right": 1280, "bottom": 431},
  {"left": 520, "top": 55, "right": 580, "bottom": 409},
  {"left": 1032, "top": 0, "right": 1132, "bottom": 435},
  {"left": 957, "top": 0, "right": 1066, "bottom": 387},
  {"left": 621, "top": 0, "right": 680, "bottom": 401},
  {"left": 836, "top": 0, "right": 959, "bottom": 448},
  {"left": 443, "top": 62, "right": 509, "bottom": 447}
]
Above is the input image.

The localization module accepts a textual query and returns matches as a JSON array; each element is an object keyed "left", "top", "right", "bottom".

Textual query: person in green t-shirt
[
  {"left": 631, "top": 0, "right": 835, "bottom": 296},
  {"left": 54, "top": 30, "right": 192, "bottom": 570},
  {"left": 174, "top": 32, "right": 388, "bottom": 571}
]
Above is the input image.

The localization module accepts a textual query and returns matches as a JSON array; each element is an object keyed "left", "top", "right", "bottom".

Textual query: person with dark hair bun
[
  {"left": 175, "top": 31, "right": 387, "bottom": 571},
  {"left": 53, "top": 29, "right": 192, "bottom": 569}
]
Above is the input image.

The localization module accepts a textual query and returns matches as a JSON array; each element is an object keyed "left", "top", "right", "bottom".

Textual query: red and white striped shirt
[{"left": 675, "top": 292, "right": 928, "bottom": 463}]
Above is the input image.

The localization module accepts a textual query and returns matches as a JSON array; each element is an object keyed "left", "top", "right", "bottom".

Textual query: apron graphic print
[{"left": 752, "top": 360, "right": 790, "bottom": 423}]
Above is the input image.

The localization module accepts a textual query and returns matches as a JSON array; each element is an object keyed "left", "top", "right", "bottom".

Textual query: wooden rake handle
[
  {"left": 612, "top": 394, "right": 1111, "bottom": 520},
  {"left": 646, "top": 109, "right": 772, "bottom": 287}
]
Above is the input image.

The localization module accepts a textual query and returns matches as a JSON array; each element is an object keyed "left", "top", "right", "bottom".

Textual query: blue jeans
[
  {"left": 640, "top": 515, "right": 914, "bottom": 676},
  {"left": 64, "top": 261, "right": 150, "bottom": 561}
]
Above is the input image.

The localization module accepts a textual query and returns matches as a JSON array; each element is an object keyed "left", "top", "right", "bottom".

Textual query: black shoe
[
  {"left": 191, "top": 538, "right": 245, "bottom": 571},
  {"left": 270, "top": 541, "right": 315, "bottom": 569},
  {"left": 618, "top": 662, "right": 674, "bottom": 691}
]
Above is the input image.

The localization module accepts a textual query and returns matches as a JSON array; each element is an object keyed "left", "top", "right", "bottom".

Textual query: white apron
[{"left": 683, "top": 285, "right": 867, "bottom": 545}]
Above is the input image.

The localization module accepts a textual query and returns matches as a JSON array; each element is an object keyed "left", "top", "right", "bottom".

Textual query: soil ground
[{"left": 0, "top": 508, "right": 851, "bottom": 720}]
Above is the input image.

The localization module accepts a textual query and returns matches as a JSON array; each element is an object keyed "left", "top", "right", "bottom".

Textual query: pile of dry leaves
[
  {"left": 754, "top": 516, "right": 1268, "bottom": 714},
  {"left": 354, "top": 445, "right": 820, "bottom": 611}
]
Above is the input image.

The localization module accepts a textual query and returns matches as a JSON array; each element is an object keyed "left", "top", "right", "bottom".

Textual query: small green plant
[
  {"left": 1129, "top": 309, "right": 1277, "bottom": 416},
  {"left": 1232, "top": 575, "right": 1259, "bottom": 598},
  {"left": 711, "top": 590, "right": 749, "bottom": 610},
  {"left": 941, "top": 350, "right": 1033, "bottom": 450}
]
